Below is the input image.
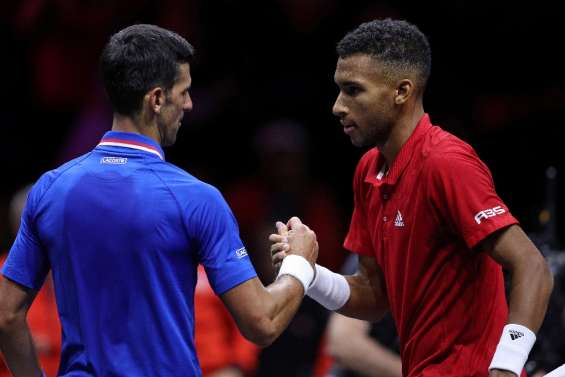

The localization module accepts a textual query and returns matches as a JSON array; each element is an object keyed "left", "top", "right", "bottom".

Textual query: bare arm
[
  {"left": 480, "top": 225, "right": 553, "bottom": 332},
  {"left": 272, "top": 231, "right": 388, "bottom": 322},
  {"left": 221, "top": 274, "right": 304, "bottom": 347},
  {"left": 0, "top": 277, "right": 42, "bottom": 377},
  {"left": 221, "top": 217, "right": 318, "bottom": 347},
  {"left": 338, "top": 255, "right": 389, "bottom": 321},
  {"left": 480, "top": 225, "right": 554, "bottom": 377},
  {"left": 327, "top": 313, "right": 401, "bottom": 377}
]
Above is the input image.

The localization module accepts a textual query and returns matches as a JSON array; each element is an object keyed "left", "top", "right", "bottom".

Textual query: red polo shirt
[{"left": 344, "top": 114, "right": 521, "bottom": 377}]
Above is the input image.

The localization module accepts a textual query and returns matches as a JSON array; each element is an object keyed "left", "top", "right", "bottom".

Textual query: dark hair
[
  {"left": 100, "top": 24, "right": 195, "bottom": 116},
  {"left": 337, "top": 19, "right": 431, "bottom": 90}
]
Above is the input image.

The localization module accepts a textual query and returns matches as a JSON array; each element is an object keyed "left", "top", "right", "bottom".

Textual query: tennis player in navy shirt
[{"left": 0, "top": 24, "right": 319, "bottom": 377}]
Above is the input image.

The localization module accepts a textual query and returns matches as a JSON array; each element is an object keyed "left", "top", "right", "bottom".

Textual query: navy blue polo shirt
[{"left": 2, "top": 131, "right": 257, "bottom": 376}]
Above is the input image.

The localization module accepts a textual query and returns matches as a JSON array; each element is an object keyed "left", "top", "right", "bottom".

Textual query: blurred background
[
  {"left": 0, "top": 0, "right": 563, "bottom": 242},
  {"left": 0, "top": 1, "right": 564, "bottom": 376}
]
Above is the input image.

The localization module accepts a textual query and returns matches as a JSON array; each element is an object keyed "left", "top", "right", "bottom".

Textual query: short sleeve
[
  {"left": 2, "top": 183, "right": 50, "bottom": 290},
  {"left": 187, "top": 184, "right": 257, "bottom": 295},
  {"left": 426, "top": 147, "right": 518, "bottom": 248},
  {"left": 344, "top": 156, "right": 374, "bottom": 256}
]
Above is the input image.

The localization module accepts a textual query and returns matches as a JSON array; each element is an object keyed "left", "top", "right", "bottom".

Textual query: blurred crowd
[{"left": 1, "top": 0, "right": 564, "bottom": 376}]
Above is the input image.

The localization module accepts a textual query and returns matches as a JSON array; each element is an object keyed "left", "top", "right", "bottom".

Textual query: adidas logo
[
  {"left": 394, "top": 210, "right": 405, "bottom": 227},
  {"left": 509, "top": 330, "right": 524, "bottom": 340}
]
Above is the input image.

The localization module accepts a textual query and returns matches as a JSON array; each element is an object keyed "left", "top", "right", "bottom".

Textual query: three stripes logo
[
  {"left": 509, "top": 329, "right": 524, "bottom": 341},
  {"left": 394, "top": 210, "right": 405, "bottom": 227}
]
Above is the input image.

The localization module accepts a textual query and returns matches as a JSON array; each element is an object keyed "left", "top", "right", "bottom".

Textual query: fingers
[
  {"left": 276, "top": 221, "right": 288, "bottom": 236},
  {"left": 286, "top": 216, "right": 311, "bottom": 232},
  {"left": 286, "top": 216, "right": 303, "bottom": 230},
  {"left": 269, "top": 233, "right": 287, "bottom": 243},
  {"left": 270, "top": 242, "right": 289, "bottom": 255},
  {"left": 272, "top": 251, "right": 287, "bottom": 266}
]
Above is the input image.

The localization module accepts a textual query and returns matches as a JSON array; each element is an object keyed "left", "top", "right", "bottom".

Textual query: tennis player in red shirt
[{"left": 271, "top": 19, "right": 553, "bottom": 377}]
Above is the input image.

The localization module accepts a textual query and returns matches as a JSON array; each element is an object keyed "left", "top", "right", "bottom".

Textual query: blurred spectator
[
  {"left": 225, "top": 119, "right": 347, "bottom": 377},
  {"left": 0, "top": 185, "right": 61, "bottom": 377},
  {"left": 195, "top": 266, "right": 258, "bottom": 377},
  {"left": 320, "top": 254, "right": 401, "bottom": 377},
  {"left": 325, "top": 314, "right": 401, "bottom": 377}
]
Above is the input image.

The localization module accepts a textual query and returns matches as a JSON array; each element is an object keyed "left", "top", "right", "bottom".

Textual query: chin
[
  {"left": 163, "top": 127, "right": 180, "bottom": 147},
  {"left": 350, "top": 135, "right": 372, "bottom": 148},
  {"left": 164, "top": 136, "right": 177, "bottom": 147}
]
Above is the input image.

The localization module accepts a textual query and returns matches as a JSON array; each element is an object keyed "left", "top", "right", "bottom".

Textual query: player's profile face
[
  {"left": 332, "top": 54, "right": 396, "bottom": 148},
  {"left": 158, "top": 63, "right": 193, "bottom": 147}
]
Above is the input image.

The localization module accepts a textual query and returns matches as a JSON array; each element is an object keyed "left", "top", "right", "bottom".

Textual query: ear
[
  {"left": 394, "top": 79, "right": 414, "bottom": 105},
  {"left": 145, "top": 87, "right": 166, "bottom": 114}
]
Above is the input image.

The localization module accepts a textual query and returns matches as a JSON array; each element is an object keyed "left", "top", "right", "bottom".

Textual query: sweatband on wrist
[
  {"left": 276, "top": 254, "right": 315, "bottom": 294},
  {"left": 306, "top": 264, "right": 350, "bottom": 310},
  {"left": 489, "top": 323, "right": 536, "bottom": 376}
]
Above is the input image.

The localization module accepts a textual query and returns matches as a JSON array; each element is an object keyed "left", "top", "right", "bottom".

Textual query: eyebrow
[{"left": 335, "top": 79, "right": 362, "bottom": 87}]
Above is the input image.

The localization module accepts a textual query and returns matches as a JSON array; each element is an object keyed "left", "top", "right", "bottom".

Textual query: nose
[
  {"left": 332, "top": 93, "right": 346, "bottom": 118},
  {"left": 184, "top": 94, "right": 193, "bottom": 112}
]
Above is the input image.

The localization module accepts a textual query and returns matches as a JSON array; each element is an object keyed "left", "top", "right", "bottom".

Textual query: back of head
[
  {"left": 337, "top": 19, "right": 431, "bottom": 94},
  {"left": 100, "top": 24, "right": 195, "bottom": 117}
]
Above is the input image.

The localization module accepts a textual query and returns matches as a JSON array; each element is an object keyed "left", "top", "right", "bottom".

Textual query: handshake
[
  {"left": 268, "top": 216, "right": 319, "bottom": 272},
  {"left": 266, "top": 217, "right": 319, "bottom": 294},
  {"left": 268, "top": 217, "right": 351, "bottom": 311}
]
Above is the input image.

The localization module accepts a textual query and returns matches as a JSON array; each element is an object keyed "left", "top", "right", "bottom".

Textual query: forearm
[
  {"left": 260, "top": 274, "right": 306, "bottom": 338},
  {"left": 0, "top": 315, "right": 42, "bottom": 377},
  {"left": 223, "top": 274, "right": 305, "bottom": 347},
  {"left": 337, "top": 274, "right": 388, "bottom": 321},
  {"left": 506, "top": 253, "right": 553, "bottom": 332},
  {"left": 306, "top": 258, "right": 388, "bottom": 321}
]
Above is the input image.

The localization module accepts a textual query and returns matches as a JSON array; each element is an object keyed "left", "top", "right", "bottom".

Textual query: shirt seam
[{"left": 148, "top": 165, "right": 193, "bottom": 244}]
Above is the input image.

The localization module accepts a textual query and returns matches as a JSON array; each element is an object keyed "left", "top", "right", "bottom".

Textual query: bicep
[
  {"left": 478, "top": 224, "right": 553, "bottom": 331},
  {"left": 220, "top": 275, "right": 304, "bottom": 346},
  {"left": 220, "top": 277, "right": 265, "bottom": 325},
  {"left": 478, "top": 225, "right": 541, "bottom": 269},
  {"left": 0, "top": 276, "right": 37, "bottom": 319}
]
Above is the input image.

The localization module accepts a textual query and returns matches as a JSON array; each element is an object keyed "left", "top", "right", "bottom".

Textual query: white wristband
[
  {"left": 306, "top": 264, "right": 350, "bottom": 311},
  {"left": 489, "top": 324, "right": 536, "bottom": 376},
  {"left": 276, "top": 255, "right": 315, "bottom": 294}
]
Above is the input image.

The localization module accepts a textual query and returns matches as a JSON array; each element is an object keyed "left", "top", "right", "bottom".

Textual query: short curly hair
[
  {"left": 100, "top": 24, "right": 195, "bottom": 117},
  {"left": 337, "top": 19, "right": 431, "bottom": 91}
]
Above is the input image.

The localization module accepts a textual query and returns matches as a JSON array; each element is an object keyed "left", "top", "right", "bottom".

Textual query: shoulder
[
  {"left": 419, "top": 126, "right": 495, "bottom": 192},
  {"left": 29, "top": 153, "right": 92, "bottom": 205},
  {"left": 162, "top": 163, "right": 222, "bottom": 197},
  {"left": 154, "top": 163, "right": 228, "bottom": 212},
  {"left": 421, "top": 126, "right": 486, "bottom": 172}
]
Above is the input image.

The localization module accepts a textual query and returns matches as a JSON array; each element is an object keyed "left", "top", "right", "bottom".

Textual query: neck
[
  {"left": 379, "top": 103, "right": 425, "bottom": 166},
  {"left": 111, "top": 113, "right": 161, "bottom": 145}
]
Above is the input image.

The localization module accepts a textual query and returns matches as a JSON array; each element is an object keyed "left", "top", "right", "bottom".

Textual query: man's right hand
[{"left": 269, "top": 216, "right": 318, "bottom": 269}]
